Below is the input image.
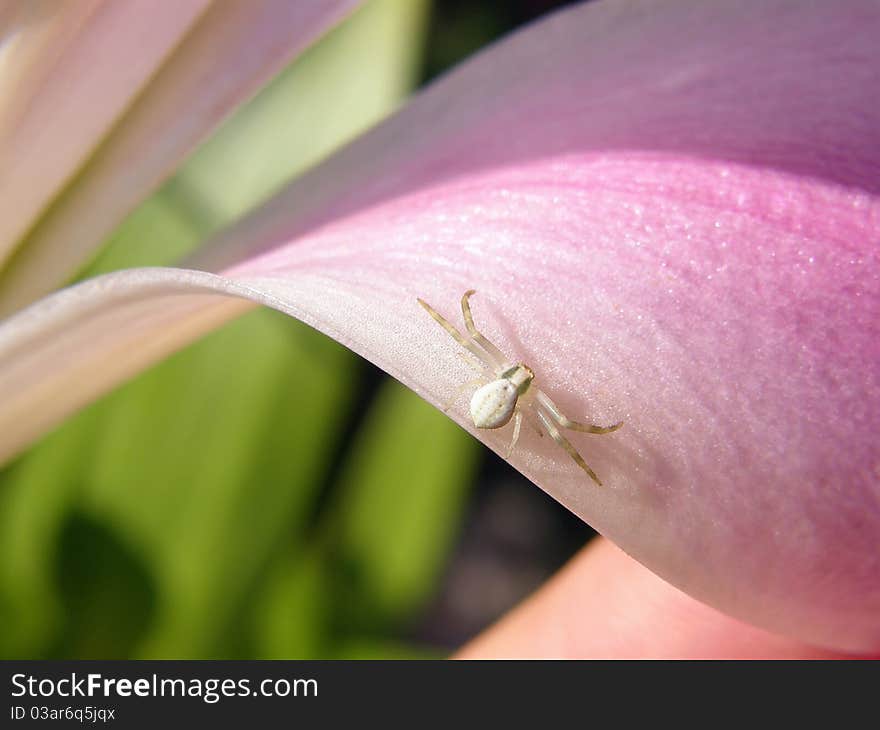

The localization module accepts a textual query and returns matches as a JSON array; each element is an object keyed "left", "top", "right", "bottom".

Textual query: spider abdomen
[{"left": 470, "top": 379, "right": 517, "bottom": 429}]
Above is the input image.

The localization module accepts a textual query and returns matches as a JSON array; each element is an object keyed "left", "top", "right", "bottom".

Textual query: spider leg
[
  {"left": 536, "top": 407, "right": 603, "bottom": 486},
  {"left": 418, "top": 297, "right": 494, "bottom": 367},
  {"left": 536, "top": 390, "right": 623, "bottom": 434},
  {"left": 504, "top": 410, "right": 523, "bottom": 459},
  {"left": 460, "top": 290, "right": 509, "bottom": 369},
  {"left": 524, "top": 409, "right": 544, "bottom": 437},
  {"left": 456, "top": 350, "right": 490, "bottom": 374}
]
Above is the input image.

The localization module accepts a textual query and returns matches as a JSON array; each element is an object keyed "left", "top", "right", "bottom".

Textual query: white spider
[{"left": 418, "top": 289, "right": 622, "bottom": 486}]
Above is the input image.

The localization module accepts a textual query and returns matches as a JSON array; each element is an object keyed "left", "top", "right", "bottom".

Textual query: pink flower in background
[{"left": 0, "top": 0, "right": 878, "bottom": 654}]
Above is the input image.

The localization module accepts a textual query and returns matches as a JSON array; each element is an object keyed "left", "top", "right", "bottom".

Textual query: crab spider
[{"left": 417, "top": 290, "right": 622, "bottom": 486}]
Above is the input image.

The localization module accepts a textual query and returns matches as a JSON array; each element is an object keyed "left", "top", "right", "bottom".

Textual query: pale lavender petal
[
  {"left": 0, "top": 0, "right": 878, "bottom": 651},
  {"left": 0, "top": 0, "right": 211, "bottom": 265},
  {"left": 0, "top": 0, "right": 361, "bottom": 314}
]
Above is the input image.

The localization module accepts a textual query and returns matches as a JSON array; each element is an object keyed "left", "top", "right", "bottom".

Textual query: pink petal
[{"left": 1, "top": 0, "right": 878, "bottom": 651}]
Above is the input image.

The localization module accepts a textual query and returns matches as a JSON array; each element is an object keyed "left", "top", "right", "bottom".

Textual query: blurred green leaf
[
  {"left": 172, "top": 0, "right": 431, "bottom": 231},
  {"left": 249, "top": 546, "right": 330, "bottom": 660},
  {"left": 84, "top": 308, "right": 355, "bottom": 659},
  {"left": 332, "top": 378, "right": 479, "bottom": 626},
  {"left": 333, "top": 637, "right": 442, "bottom": 660},
  {"left": 86, "top": 188, "right": 206, "bottom": 273},
  {"left": 0, "top": 411, "right": 101, "bottom": 658}
]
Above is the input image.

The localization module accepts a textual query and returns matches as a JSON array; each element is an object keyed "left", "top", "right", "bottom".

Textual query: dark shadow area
[
  {"left": 420, "top": 0, "right": 584, "bottom": 84},
  {"left": 49, "top": 512, "right": 156, "bottom": 659}
]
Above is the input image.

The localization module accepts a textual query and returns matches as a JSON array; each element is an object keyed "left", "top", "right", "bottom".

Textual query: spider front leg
[
  {"left": 455, "top": 349, "right": 490, "bottom": 374},
  {"left": 535, "top": 408, "right": 604, "bottom": 486},
  {"left": 417, "top": 297, "right": 492, "bottom": 366},
  {"left": 460, "top": 290, "right": 509, "bottom": 368},
  {"left": 536, "top": 390, "right": 623, "bottom": 434}
]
